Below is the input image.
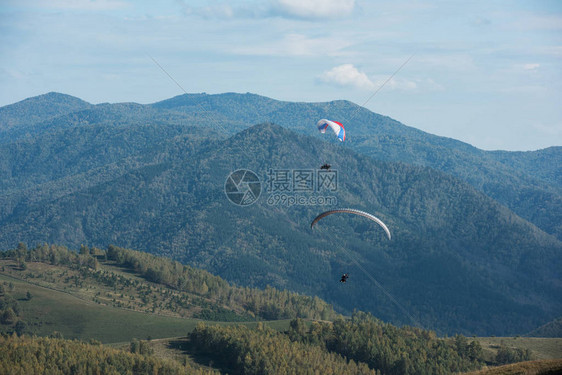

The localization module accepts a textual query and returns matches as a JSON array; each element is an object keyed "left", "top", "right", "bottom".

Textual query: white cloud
[
  {"left": 523, "top": 63, "right": 540, "bottom": 71},
  {"left": 318, "top": 65, "right": 442, "bottom": 93},
  {"left": 178, "top": 0, "right": 355, "bottom": 19},
  {"left": 421, "top": 78, "right": 445, "bottom": 92},
  {"left": 272, "top": 0, "right": 355, "bottom": 18},
  {"left": 370, "top": 76, "right": 444, "bottom": 93},
  {"left": 179, "top": 2, "right": 267, "bottom": 19},
  {"left": 233, "top": 34, "right": 352, "bottom": 57},
  {"left": 34, "top": 0, "right": 130, "bottom": 11},
  {"left": 319, "top": 64, "right": 374, "bottom": 90},
  {"left": 376, "top": 76, "right": 416, "bottom": 91}
]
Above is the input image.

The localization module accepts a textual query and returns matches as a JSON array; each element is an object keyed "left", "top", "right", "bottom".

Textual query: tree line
[
  {"left": 187, "top": 312, "right": 534, "bottom": 374},
  {"left": 106, "top": 244, "right": 336, "bottom": 321},
  {"left": 0, "top": 334, "right": 215, "bottom": 375},
  {"left": 286, "top": 312, "right": 484, "bottom": 374},
  {"left": 190, "top": 322, "right": 376, "bottom": 374},
  {"left": 1, "top": 243, "right": 336, "bottom": 321}
]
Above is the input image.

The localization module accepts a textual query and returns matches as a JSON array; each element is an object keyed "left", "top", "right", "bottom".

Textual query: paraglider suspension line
[
  {"left": 147, "top": 54, "right": 190, "bottom": 95},
  {"left": 339, "top": 246, "right": 421, "bottom": 328},
  {"left": 348, "top": 54, "right": 415, "bottom": 123},
  {"left": 147, "top": 54, "right": 255, "bottom": 163}
]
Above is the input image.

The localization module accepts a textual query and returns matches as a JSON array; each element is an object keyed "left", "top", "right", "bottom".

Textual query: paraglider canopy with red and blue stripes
[{"left": 317, "top": 119, "right": 345, "bottom": 142}]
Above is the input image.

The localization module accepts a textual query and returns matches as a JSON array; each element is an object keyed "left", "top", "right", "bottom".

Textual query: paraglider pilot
[{"left": 340, "top": 273, "right": 349, "bottom": 283}]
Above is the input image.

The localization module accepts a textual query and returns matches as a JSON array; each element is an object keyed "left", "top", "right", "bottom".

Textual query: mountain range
[{"left": 0, "top": 92, "right": 560, "bottom": 336}]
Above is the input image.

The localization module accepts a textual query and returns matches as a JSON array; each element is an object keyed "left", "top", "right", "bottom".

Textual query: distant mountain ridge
[{"left": 0, "top": 92, "right": 92, "bottom": 138}]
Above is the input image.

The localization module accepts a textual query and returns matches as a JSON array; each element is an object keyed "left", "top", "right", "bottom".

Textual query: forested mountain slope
[
  {"left": 151, "top": 93, "right": 562, "bottom": 240},
  {"left": 5, "top": 92, "right": 557, "bottom": 239},
  {"left": 0, "top": 118, "right": 559, "bottom": 336}
]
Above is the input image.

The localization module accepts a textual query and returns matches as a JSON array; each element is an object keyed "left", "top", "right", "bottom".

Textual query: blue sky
[{"left": 1, "top": 0, "right": 561, "bottom": 150}]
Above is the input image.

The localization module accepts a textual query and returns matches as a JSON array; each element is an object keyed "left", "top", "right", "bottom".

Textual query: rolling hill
[{"left": 0, "top": 244, "right": 319, "bottom": 342}]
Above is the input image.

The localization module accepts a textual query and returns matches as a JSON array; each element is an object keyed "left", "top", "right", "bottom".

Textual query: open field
[
  {"left": 463, "top": 359, "right": 562, "bottom": 374},
  {"left": 474, "top": 336, "right": 562, "bottom": 361},
  {"left": 0, "top": 272, "right": 291, "bottom": 343},
  {"left": 1, "top": 272, "right": 201, "bottom": 343},
  {"left": 0, "top": 259, "right": 234, "bottom": 320}
]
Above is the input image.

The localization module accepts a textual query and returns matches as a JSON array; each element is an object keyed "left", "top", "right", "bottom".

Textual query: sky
[{"left": 1, "top": 0, "right": 561, "bottom": 151}]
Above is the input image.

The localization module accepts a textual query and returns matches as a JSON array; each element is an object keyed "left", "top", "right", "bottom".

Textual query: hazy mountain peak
[
  {"left": 0, "top": 92, "right": 93, "bottom": 133},
  {"left": 151, "top": 91, "right": 280, "bottom": 110},
  {"left": 10, "top": 92, "right": 92, "bottom": 110}
]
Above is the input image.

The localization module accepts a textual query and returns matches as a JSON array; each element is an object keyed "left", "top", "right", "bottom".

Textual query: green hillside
[
  {"left": 0, "top": 244, "right": 555, "bottom": 374},
  {"left": 0, "top": 244, "right": 332, "bottom": 342},
  {"left": 527, "top": 317, "right": 562, "bottom": 338},
  {"left": 0, "top": 271, "right": 206, "bottom": 343}
]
